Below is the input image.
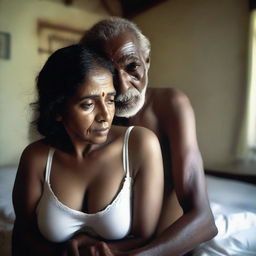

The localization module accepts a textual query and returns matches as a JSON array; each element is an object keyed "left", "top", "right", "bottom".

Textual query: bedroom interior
[{"left": 0, "top": 0, "right": 255, "bottom": 255}]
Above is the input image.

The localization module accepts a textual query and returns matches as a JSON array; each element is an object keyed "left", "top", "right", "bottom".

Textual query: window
[{"left": 237, "top": 9, "right": 256, "bottom": 161}]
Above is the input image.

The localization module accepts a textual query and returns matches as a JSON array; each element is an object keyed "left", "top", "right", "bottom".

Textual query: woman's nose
[{"left": 96, "top": 103, "right": 111, "bottom": 123}]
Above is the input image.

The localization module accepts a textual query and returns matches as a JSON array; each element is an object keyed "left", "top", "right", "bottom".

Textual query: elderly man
[{"left": 79, "top": 17, "right": 217, "bottom": 256}]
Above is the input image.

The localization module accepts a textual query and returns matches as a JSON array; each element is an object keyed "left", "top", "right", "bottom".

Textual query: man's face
[{"left": 103, "top": 31, "right": 150, "bottom": 118}]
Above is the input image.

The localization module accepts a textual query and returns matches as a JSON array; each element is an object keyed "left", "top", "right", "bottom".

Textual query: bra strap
[
  {"left": 122, "top": 126, "right": 134, "bottom": 178},
  {"left": 45, "top": 148, "right": 55, "bottom": 183}
]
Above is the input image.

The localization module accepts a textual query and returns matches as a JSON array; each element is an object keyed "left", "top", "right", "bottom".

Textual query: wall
[
  {"left": 132, "top": 0, "right": 250, "bottom": 172},
  {"left": 0, "top": 0, "right": 109, "bottom": 165},
  {"left": 0, "top": 0, "right": 251, "bottom": 173}
]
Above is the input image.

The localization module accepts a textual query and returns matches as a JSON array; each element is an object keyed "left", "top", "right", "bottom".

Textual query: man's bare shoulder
[
  {"left": 147, "top": 87, "right": 192, "bottom": 117},
  {"left": 148, "top": 87, "right": 190, "bottom": 106}
]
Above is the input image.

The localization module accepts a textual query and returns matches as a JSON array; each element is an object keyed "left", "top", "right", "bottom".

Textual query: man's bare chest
[{"left": 129, "top": 108, "right": 160, "bottom": 136}]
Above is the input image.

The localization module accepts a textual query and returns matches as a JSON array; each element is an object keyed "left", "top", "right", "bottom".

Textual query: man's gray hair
[{"left": 80, "top": 17, "right": 151, "bottom": 59}]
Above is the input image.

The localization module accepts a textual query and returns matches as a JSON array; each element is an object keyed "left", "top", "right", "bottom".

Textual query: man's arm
[{"left": 127, "top": 89, "right": 218, "bottom": 256}]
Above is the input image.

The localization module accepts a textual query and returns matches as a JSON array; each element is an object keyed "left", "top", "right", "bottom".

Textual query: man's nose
[
  {"left": 96, "top": 103, "right": 111, "bottom": 123},
  {"left": 118, "top": 69, "right": 133, "bottom": 94}
]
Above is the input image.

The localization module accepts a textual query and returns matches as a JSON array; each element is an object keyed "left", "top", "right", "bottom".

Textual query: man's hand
[
  {"left": 60, "top": 234, "right": 131, "bottom": 256},
  {"left": 61, "top": 238, "right": 82, "bottom": 256},
  {"left": 84, "top": 242, "right": 114, "bottom": 256},
  {"left": 61, "top": 235, "right": 99, "bottom": 256}
]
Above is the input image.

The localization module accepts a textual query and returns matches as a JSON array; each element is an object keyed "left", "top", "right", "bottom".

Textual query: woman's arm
[
  {"left": 12, "top": 142, "right": 64, "bottom": 256},
  {"left": 105, "top": 126, "right": 164, "bottom": 252},
  {"left": 130, "top": 126, "right": 164, "bottom": 237}
]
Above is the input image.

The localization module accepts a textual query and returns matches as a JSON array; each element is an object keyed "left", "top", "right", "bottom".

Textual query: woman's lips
[{"left": 92, "top": 127, "right": 110, "bottom": 135}]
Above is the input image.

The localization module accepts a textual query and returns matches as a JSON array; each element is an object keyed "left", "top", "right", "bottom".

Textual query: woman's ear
[{"left": 56, "top": 114, "right": 63, "bottom": 122}]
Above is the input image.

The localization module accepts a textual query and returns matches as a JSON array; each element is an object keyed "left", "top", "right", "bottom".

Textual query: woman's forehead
[{"left": 80, "top": 71, "right": 115, "bottom": 95}]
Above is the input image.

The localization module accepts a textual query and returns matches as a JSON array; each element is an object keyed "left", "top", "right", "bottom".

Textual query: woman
[{"left": 12, "top": 45, "right": 164, "bottom": 256}]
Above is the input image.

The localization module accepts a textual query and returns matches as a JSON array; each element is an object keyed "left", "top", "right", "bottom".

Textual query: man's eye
[{"left": 126, "top": 62, "right": 140, "bottom": 72}]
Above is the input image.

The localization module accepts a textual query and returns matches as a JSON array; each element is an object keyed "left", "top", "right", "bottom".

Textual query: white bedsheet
[{"left": 193, "top": 175, "right": 256, "bottom": 256}]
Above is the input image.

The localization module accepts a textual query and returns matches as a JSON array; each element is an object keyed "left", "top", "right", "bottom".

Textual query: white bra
[{"left": 37, "top": 126, "right": 134, "bottom": 242}]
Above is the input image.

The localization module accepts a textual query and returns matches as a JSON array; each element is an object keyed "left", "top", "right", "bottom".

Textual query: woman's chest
[{"left": 49, "top": 148, "right": 126, "bottom": 213}]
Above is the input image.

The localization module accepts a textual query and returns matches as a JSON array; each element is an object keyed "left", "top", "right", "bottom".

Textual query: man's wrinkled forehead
[
  {"left": 103, "top": 32, "right": 141, "bottom": 62},
  {"left": 112, "top": 42, "right": 139, "bottom": 63}
]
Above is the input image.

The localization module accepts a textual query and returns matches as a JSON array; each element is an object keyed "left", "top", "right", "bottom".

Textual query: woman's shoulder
[
  {"left": 18, "top": 139, "right": 50, "bottom": 175},
  {"left": 21, "top": 139, "right": 49, "bottom": 158},
  {"left": 129, "top": 126, "right": 159, "bottom": 145},
  {"left": 125, "top": 126, "right": 162, "bottom": 177},
  {"left": 111, "top": 125, "right": 158, "bottom": 143},
  {"left": 110, "top": 125, "right": 161, "bottom": 174},
  {"left": 129, "top": 126, "right": 160, "bottom": 160}
]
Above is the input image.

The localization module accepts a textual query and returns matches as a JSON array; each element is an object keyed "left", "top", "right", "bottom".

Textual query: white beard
[{"left": 115, "top": 86, "right": 147, "bottom": 118}]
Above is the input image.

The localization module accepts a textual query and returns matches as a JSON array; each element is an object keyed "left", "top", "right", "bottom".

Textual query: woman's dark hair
[{"left": 32, "top": 44, "right": 115, "bottom": 145}]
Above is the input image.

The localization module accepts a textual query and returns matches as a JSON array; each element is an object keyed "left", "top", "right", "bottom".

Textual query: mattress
[{"left": 193, "top": 175, "right": 256, "bottom": 256}]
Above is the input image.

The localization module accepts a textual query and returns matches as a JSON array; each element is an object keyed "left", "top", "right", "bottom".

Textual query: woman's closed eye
[
  {"left": 80, "top": 102, "right": 94, "bottom": 111},
  {"left": 106, "top": 97, "right": 115, "bottom": 105}
]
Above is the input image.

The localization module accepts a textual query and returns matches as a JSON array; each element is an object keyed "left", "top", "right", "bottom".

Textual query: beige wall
[
  {"left": 0, "top": 0, "right": 251, "bottom": 173},
  {"left": 132, "top": 0, "right": 249, "bottom": 171},
  {"left": 0, "top": 0, "right": 109, "bottom": 165}
]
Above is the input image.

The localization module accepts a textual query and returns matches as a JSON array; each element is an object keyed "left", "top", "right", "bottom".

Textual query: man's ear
[{"left": 145, "top": 53, "right": 150, "bottom": 69}]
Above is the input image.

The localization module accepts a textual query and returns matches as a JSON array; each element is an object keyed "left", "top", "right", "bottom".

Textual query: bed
[
  {"left": 193, "top": 173, "right": 256, "bottom": 256},
  {"left": 0, "top": 165, "right": 255, "bottom": 256}
]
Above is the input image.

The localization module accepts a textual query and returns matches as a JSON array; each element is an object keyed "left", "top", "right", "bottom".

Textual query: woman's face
[{"left": 61, "top": 67, "right": 116, "bottom": 145}]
